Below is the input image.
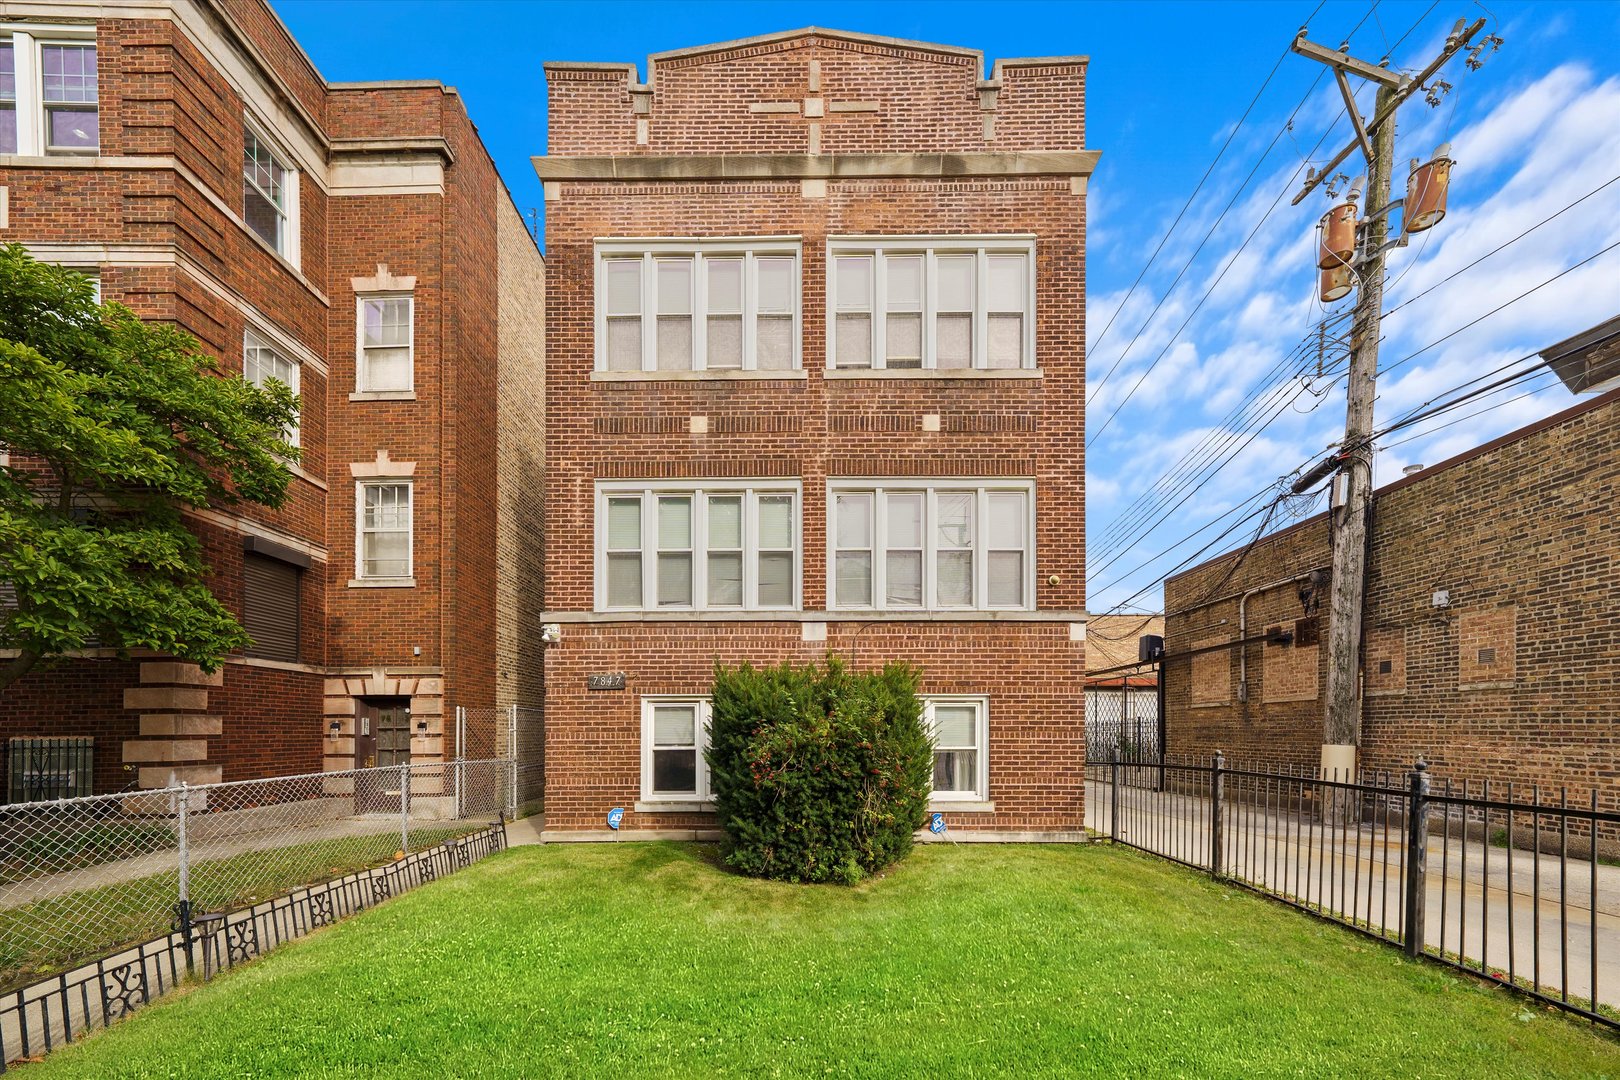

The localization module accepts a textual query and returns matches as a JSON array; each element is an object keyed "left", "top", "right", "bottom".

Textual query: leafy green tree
[{"left": 0, "top": 244, "right": 299, "bottom": 691}]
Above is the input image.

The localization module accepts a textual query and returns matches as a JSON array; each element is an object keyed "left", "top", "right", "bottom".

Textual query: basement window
[{"left": 640, "top": 697, "right": 711, "bottom": 802}]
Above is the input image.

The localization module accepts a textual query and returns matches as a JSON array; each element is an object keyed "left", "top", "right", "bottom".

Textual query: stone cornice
[{"left": 533, "top": 150, "right": 1100, "bottom": 182}]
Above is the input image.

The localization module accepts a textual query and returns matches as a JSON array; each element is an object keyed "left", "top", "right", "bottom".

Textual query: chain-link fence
[
  {"left": 456, "top": 705, "right": 543, "bottom": 816},
  {"left": 1085, "top": 686, "right": 1161, "bottom": 762},
  {"left": 0, "top": 758, "right": 511, "bottom": 999}
]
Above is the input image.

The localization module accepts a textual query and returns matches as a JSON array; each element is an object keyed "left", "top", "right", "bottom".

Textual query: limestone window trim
[
  {"left": 350, "top": 459, "right": 415, "bottom": 588},
  {"left": 353, "top": 267, "right": 416, "bottom": 396}
]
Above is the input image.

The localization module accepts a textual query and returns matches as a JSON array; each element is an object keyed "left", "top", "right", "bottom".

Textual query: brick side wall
[
  {"left": 1163, "top": 390, "right": 1620, "bottom": 806},
  {"left": 496, "top": 201, "right": 547, "bottom": 718}
]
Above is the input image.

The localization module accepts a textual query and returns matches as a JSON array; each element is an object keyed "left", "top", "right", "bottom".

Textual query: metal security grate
[{"left": 7, "top": 737, "right": 94, "bottom": 803}]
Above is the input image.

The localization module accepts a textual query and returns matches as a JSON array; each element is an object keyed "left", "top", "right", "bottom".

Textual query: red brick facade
[
  {"left": 0, "top": 0, "right": 543, "bottom": 796},
  {"left": 1162, "top": 388, "right": 1620, "bottom": 809},
  {"left": 535, "top": 29, "right": 1094, "bottom": 839}
]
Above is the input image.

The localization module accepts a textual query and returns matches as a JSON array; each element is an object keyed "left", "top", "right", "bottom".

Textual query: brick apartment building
[
  {"left": 1161, "top": 319, "right": 1620, "bottom": 804},
  {"left": 534, "top": 28, "right": 1096, "bottom": 840},
  {"left": 0, "top": 0, "right": 544, "bottom": 801}
]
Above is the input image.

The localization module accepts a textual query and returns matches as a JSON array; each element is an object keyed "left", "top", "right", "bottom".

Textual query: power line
[
  {"left": 1380, "top": 370, "right": 1564, "bottom": 451},
  {"left": 1088, "top": 315, "right": 1350, "bottom": 565},
  {"left": 1086, "top": 1, "right": 1393, "bottom": 450},
  {"left": 1377, "top": 239, "right": 1620, "bottom": 377},
  {"left": 1088, "top": 0, "right": 1328, "bottom": 397}
]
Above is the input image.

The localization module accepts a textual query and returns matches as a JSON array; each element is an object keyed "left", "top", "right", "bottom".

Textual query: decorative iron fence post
[
  {"left": 399, "top": 764, "right": 411, "bottom": 855},
  {"left": 1210, "top": 751, "right": 1225, "bottom": 879},
  {"left": 175, "top": 781, "right": 195, "bottom": 974},
  {"left": 1110, "top": 747, "right": 1120, "bottom": 842},
  {"left": 1403, "top": 759, "right": 1430, "bottom": 958}
]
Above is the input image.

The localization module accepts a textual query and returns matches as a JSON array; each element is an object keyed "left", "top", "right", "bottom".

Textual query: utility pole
[{"left": 1289, "top": 18, "right": 1489, "bottom": 784}]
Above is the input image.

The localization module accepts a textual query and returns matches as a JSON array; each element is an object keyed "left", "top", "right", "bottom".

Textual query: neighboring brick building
[
  {"left": 534, "top": 28, "right": 1096, "bottom": 840},
  {"left": 0, "top": 0, "right": 544, "bottom": 799},
  {"left": 1162, "top": 348, "right": 1620, "bottom": 805}
]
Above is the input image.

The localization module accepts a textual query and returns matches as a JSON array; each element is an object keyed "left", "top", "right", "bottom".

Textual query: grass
[
  {"left": 0, "top": 820, "right": 176, "bottom": 884},
  {"left": 0, "top": 825, "right": 471, "bottom": 991},
  {"left": 21, "top": 843, "right": 1620, "bottom": 1078}
]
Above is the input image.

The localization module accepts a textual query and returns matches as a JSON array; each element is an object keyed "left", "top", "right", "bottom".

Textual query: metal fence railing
[
  {"left": 1, "top": 758, "right": 512, "bottom": 1068},
  {"left": 1085, "top": 753, "right": 1620, "bottom": 1030},
  {"left": 454, "top": 705, "right": 543, "bottom": 816}
]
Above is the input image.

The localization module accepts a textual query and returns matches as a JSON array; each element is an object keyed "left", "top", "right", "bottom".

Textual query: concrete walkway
[{"left": 1087, "top": 778, "right": 1620, "bottom": 1008}]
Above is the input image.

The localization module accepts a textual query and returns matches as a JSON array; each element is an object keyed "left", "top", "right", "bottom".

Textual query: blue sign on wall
[
  {"left": 929, "top": 813, "right": 946, "bottom": 835},
  {"left": 606, "top": 807, "right": 625, "bottom": 830}
]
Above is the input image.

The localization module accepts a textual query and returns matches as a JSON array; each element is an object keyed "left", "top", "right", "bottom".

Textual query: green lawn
[
  {"left": 1, "top": 825, "right": 472, "bottom": 991},
  {"left": 24, "top": 843, "right": 1620, "bottom": 1078}
]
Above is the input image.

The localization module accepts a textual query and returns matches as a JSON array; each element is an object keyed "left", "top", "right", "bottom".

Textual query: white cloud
[{"left": 1086, "top": 57, "right": 1620, "bottom": 615}]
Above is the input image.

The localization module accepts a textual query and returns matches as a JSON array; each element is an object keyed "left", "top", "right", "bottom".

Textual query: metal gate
[{"left": 1085, "top": 684, "right": 1161, "bottom": 763}]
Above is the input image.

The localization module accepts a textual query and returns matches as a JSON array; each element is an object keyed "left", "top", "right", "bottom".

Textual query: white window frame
[
  {"left": 355, "top": 293, "right": 415, "bottom": 394},
  {"left": 1, "top": 26, "right": 98, "bottom": 158},
  {"left": 595, "top": 480, "right": 802, "bottom": 612},
  {"left": 824, "top": 236, "right": 1036, "bottom": 371},
  {"left": 924, "top": 695, "right": 990, "bottom": 802},
  {"left": 594, "top": 238, "right": 803, "bottom": 373},
  {"left": 241, "top": 116, "right": 301, "bottom": 266},
  {"left": 826, "top": 479, "right": 1035, "bottom": 612},
  {"left": 640, "top": 696, "right": 712, "bottom": 803},
  {"left": 243, "top": 328, "right": 300, "bottom": 447},
  {"left": 355, "top": 481, "right": 413, "bottom": 583}
]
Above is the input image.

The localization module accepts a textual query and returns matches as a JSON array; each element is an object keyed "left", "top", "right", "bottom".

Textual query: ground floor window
[
  {"left": 641, "top": 697, "right": 712, "bottom": 802},
  {"left": 924, "top": 696, "right": 989, "bottom": 801}
]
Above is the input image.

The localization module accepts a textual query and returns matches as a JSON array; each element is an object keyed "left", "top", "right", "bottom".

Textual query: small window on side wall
[
  {"left": 925, "top": 697, "right": 988, "bottom": 802},
  {"left": 641, "top": 697, "right": 711, "bottom": 801},
  {"left": 357, "top": 296, "right": 414, "bottom": 393}
]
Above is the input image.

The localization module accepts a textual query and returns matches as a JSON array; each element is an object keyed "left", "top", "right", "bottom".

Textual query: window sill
[
  {"left": 823, "top": 368, "right": 1042, "bottom": 380},
  {"left": 635, "top": 800, "right": 715, "bottom": 814},
  {"left": 930, "top": 800, "right": 996, "bottom": 813},
  {"left": 349, "top": 390, "right": 417, "bottom": 402},
  {"left": 591, "top": 369, "right": 807, "bottom": 382},
  {"left": 348, "top": 577, "right": 416, "bottom": 589}
]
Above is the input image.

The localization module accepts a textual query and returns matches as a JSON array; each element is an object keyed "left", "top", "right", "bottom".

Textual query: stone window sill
[
  {"left": 929, "top": 800, "right": 996, "bottom": 814},
  {"left": 349, "top": 390, "right": 417, "bottom": 402},
  {"left": 591, "top": 370, "right": 807, "bottom": 382},
  {"left": 824, "top": 368, "right": 1042, "bottom": 381},
  {"left": 348, "top": 577, "right": 416, "bottom": 589},
  {"left": 634, "top": 800, "right": 715, "bottom": 814}
]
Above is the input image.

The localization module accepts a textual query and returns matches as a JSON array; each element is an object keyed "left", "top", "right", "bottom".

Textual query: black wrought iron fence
[{"left": 1085, "top": 752, "right": 1620, "bottom": 1030}]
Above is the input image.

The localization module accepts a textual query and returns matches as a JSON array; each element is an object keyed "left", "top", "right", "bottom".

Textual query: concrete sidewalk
[{"left": 1087, "top": 778, "right": 1620, "bottom": 1008}]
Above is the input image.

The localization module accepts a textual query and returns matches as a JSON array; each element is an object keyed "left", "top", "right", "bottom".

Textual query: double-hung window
[
  {"left": 243, "top": 330, "right": 300, "bottom": 445},
  {"left": 596, "top": 240, "right": 801, "bottom": 373},
  {"left": 598, "top": 482, "right": 800, "bottom": 611},
  {"left": 243, "top": 125, "right": 298, "bottom": 261},
  {"left": 641, "top": 697, "right": 711, "bottom": 802},
  {"left": 357, "top": 295, "right": 414, "bottom": 392},
  {"left": 1, "top": 32, "right": 97, "bottom": 156},
  {"left": 829, "top": 481, "right": 1033, "bottom": 610},
  {"left": 826, "top": 238, "right": 1035, "bottom": 371},
  {"left": 357, "top": 482, "right": 412, "bottom": 581},
  {"left": 924, "top": 697, "right": 989, "bottom": 802}
]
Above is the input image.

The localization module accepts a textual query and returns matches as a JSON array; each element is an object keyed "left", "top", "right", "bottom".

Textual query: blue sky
[{"left": 276, "top": 0, "right": 1620, "bottom": 615}]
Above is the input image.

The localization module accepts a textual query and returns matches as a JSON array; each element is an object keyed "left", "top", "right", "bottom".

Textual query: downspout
[{"left": 1236, "top": 572, "right": 1325, "bottom": 704}]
